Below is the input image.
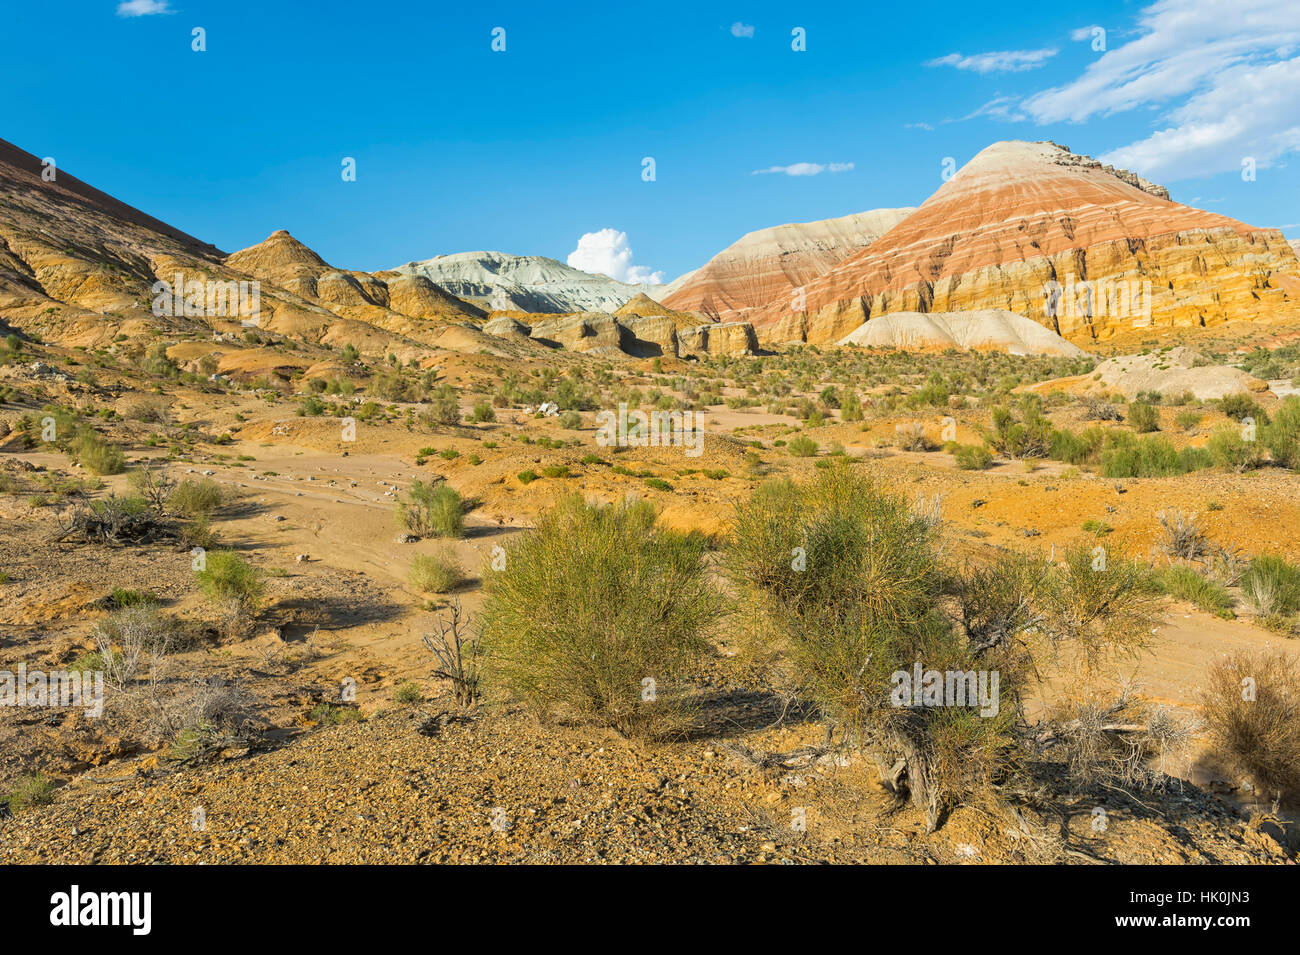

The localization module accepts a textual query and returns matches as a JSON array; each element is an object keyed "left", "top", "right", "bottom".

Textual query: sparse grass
[
  {"left": 393, "top": 682, "right": 424, "bottom": 704},
  {"left": 1153, "top": 565, "right": 1235, "bottom": 619},
  {"left": 6, "top": 773, "right": 55, "bottom": 813},
  {"left": 1241, "top": 555, "right": 1300, "bottom": 621}
]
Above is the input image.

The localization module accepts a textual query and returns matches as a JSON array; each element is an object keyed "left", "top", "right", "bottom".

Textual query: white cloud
[
  {"left": 567, "top": 229, "right": 663, "bottom": 285},
  {"left": 955, "top": 0, "right": 1300, "bottom": 182},
  {"left": 730, "top": 22, "right": 755, "bottom": 38},
  {"left": 964, "top": 96, "right": 1027, "bottom": 122},
  {"left": 752, "top": 162, "right": 854, "bottom": 176},
  {"left": 116, "top": 0, "right": 173, "bottom": 15},
  {"left": 926, "top": 48, "right": 1058, "bottom": 73},
  {"left": 905, "top": 122, "right": 935, "bottom": 131},
  {"left": 1070, "top": 25, "right": 1103, "bottom": 42}
]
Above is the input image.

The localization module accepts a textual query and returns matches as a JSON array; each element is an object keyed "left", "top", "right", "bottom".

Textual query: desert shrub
[
  {"left": 1099, "top": 434, "right": 1211, "bottom": 478},
  {"left": 480, "top": 496, "right": 720, "bottom": 736},
  {"left": 840, "top": 390, "right": 864, "bottom": 422},
  {"left": 1175, "top": 410, "right": 1203, "bottom": 432},
  {"left": 397, "top": 480, "right": 463, "bottom": 538},
  {"left": 1049, "top": 426, "right": 1106, "bottom": 465},
  {"left": 127, "top": 461, "right": 177, "bottom": 514},
  {"left": 470, "top": 400, "right": 496, "bottom": 423},
  {"left": 422, "top": 384, "right": 461, "bottom": 427},
  {"left": 1081, "top": 395, "right": 1123, "bottom": 421},
  {"left": 1155, "top": 508, "right": 1210, "bottom": 561},
  {"left": 787, "top": 435, "right": 819, "bottom": 457},
  {"left": 1153, "top": 565, "right": 1235, "bottom": 619},
  {"left": 987, "top": 398, "right": 1051, "bottom": 458},
  {"left": 370, "top": 371, "right": 418, "bottom": 402},
  {"left": 91, "top": 604, "right": 177, "bottom": 687},
  {"left": 421, "top": 599, "right": 481, "bottom": 705},
  {"left": 409, "top": 547, "right": 463, "bottom": 593},
  {"left": 195, "top": 550, "right": 263, "bottom": 612},
  {"left": 171, "top": 478, "right": 224, "bottom": 519},
  {"left": 558, "top": 410, "right": 581, "bottom": 429},
  {"left": 72, "top": 430, "right": 126, "bottom": 475},
  {"left": 1127, "top": 401, "right": 1160, "bottom": 433},
  {"left": 1201, "top": 650, "right": 1300, "bottom": 805},
  {"left": 892, "top": 422, "right": 933, "bottom": 452},
  {"left": 1206, "top": 427, "right": 1266, "bottom": 471},
  {"left": 1241, "top": 555, "right": 1300, "bottom": 619},
  {"left": 517, "top": 470, "right": 538, "bottom": 485},
  {"left": 1037, "top": 544, "right": 1158, "bottom": 667},
  {"left": 393, "top": 682, "right": 423, "bottom": 704},
  {"left": 952, "top": 443, "right": 993, "bottom": 470},
  {"left": 644, "top": 477, "right": 673, "bottom": 491},
  {"left": 6, "top": 773, "right": 55, "bottom": 813},
  {"left": 725, "top": 464, "right": 1022, "bottom": 827},
  {"left": 1218, "top": 393, "right": 1269, "bottom": 425},
  {"left": 1262, "top": 395, "right": 1300, "bottom": 468}
]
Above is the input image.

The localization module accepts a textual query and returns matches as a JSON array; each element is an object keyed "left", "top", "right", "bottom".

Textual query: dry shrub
[
  {"left": 1045, "top": 682, "right": 1193, "bottom": 793},
  {"left": 1201, "top": 649, "right": 1300, "bottom": 806}
]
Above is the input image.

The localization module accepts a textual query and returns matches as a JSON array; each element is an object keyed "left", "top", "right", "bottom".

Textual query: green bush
[
  {"left": 397, "top": 480, "right": 463, "bottom": 538},
  {"left": 195, "top": 550, "right": 264, "bottom": 611},
  {"left": 1206, "top": 427, "right": 1266, "bottom": 471},
  {"left": 480, "top": 496, "right": 720, "bottom": 736},
  {"left": 1127, "top": 401, "right": 1160, "bottom": 433},
  {"left": 171, "top": 478, "right": 224, "bottom": 519},
  {"left": 987, "top": 398, "right": 1052, "bottom": 458},
  {"left": 1099, "top": 434, "right": 1211, "bottom": 478},
  {"left": 787, "top": 435, "right": 818, "bottom": 457},
  {"left": 1262, "top": 395, "right": 1300, "bottom": 468},
  {"left": 72, "top": 430, "right": 125, "bottom": 475},
  {"left": 952, "top": 443, "right": 993, "bottom": 470}
]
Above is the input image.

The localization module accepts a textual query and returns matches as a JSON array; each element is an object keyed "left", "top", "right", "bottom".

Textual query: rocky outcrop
[
  {"left": 677, "top": 321, "right": 759, "bottom": 358},
  {"left": 836, "top": 309, "right": 1088, "bottom": 356},
  {"left": 392, "top": 251, "right": 659, "bottom": 314},
  {"left": 663, "top": 207, "right": 914, "bottom": 323},
  {"left": 483, "top": 308, "right": 758, "bottom": 359},
  {"left": 749, "top": 141, "right": 1300, "bottom": 345}
]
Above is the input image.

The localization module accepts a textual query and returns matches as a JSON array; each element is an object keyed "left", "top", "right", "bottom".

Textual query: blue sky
[{"left": 6, "top": 0, "right": 1298, "bottom": 282}]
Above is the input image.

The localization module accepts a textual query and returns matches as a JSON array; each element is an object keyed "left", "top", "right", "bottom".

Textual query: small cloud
[
  {"left": 963, "top": 95, "right": 1028, "bottom": 122},
  {"left": 926, "top": 48, "right": 1058, "bottom": 73},
  {"left": 1070, "top": 25, "right": 1102, "bottom": 41},
  {"left": 567, "top": 229, "right": 663, "bottom": 285},
  {"left": 730, "top": 22, "right": 755, "bottom": 38},
  {"left": 905, "top": 122, "right": 935, "bottom": 131},
  {"left": 116, "top": 0, "right": 173, "bottom": 15},
  {"left": 752, "top": 162, "right": 854, "bottom": 177}
]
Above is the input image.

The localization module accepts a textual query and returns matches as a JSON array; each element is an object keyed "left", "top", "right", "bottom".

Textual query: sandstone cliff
[
  {"left": 663, "top": 207, "right": 914, "bottom": 323},
  {"left": 749, "top": 141, "right": 1300, "bottom": 345}
]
